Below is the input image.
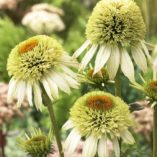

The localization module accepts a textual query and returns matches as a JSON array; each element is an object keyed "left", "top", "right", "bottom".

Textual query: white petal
[
  {"left": 60, "top": 65, "right": 77, "bottom": 79},
  {"left": 26, "top": 82, "right": 33, "bottom": 107},
  {"left": 121, "top": 49, "right": 135, "bottom": 81},
  {"left": 61, "top": 73, "right": 79, "bottom": 89},
  {"left": 113, "top": 138, "right": 120, "bottom": 157},
  {"left": 80, "top": 44, "right": 98, "bottom": 70},
  {"left": 62, "top": 120, "right": 74, "bottom": 131},
  {"left": 33, "top": 82, "right": 42, "bottom": 111},
  {"left": 121, "top": 130, "right": 135, "bottom": 144},
  {"left": 131, "top": 46, "right": 147, "bottom": 73},
  {"left": 107, "top": 46, "right": 120, "bottom": 80},
  {"left": 82, "top": 136, "right": 98, "bottom": 157},
  {"left": 65, "top": 129, "right": 81, "bottom": 157},
  {"left": 7, "top": 78, "right": 17, "bottom": 103},
  {"left": 98, "top": 136, "right": 109, "bottom": 157},
  {"left": 46, "top": 76, "right": 59, "bottom": 99},
  {"left": 16, "top": 81, "right": 26, "bottom": 107},
  {"left": 42, "top": 78, "right": 53, "bottom": 101},
  {"left": 141, "top": 41, "right": 152, "bottom": 61},
  {"left": 94, "top": 45, "right": 111, "bottom": 74},
  {"left": 73, "top": 40, "right": 91, "bottom": 58},
  {"left": 50, "top": 71, "right": 71, "bottom": 94}
]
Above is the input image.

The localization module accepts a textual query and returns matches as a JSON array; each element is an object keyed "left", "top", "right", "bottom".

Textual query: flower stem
[
  {"left": 115, "top": 71, "right": 122, "bottom": 157},
  {"left": 46, "top": 102, "right": 64, "bottom": 157},
  {"left": 153, "top": 105, "right": 157, "bottom": 157}
]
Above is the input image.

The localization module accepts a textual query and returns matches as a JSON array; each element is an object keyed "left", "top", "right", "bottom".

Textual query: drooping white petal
[
  {"left": 7, "top": 78, "right": 17, "bottom": 103},
  {"left": 141, "top": 41, "right": 152, "bottom": 61},
  {"left": 131, "top": 46, "right": 147, "bottom": 73},
  {"left": 98, "top": 136, "right": 109, "bottom": 157},
  {"left": 42, "top": 78, "right": 53, "bottom": 101},
  {"left": 16, "top": 81, "right": 26, "bottom": 107},
  {"left": 61, "top": 73, "right": 79, "bottom": 89},
  {"left": 50, "top": 71, "right": 71, "bottom": 94},
  {"left": 60, "top": 65, "right": 77, "bottom": 79},
  {"left": 121, "top": 49, "right": 135, "bottom": 81},
  {"left": 33, "top": 82, "right": 42, "bottom": 111},
  {"left": 94, "top": 45, "right": 111, "bottom": 74},
  {"left": 113, "top": 138, "right": 120, "bottom": 157},
  {"left": 82, "top": 136, "right": 98, "bottom": 157},
  {"left": 121, "top": 130, "right": 135, "bottom": 144},
  {"left": 64, "top": 129, "right": 81, "bottom": 157},
  {"left": 46, "top": 76, "right": 59, "bottom": 99},
  {"left": 26, "top": 82, "right": 33, "bottom": 107},
  {"left": 107, "top": 45, "right": 120, "bottom": 80},
  {"left": 80, "top": 44, "right": 98, "bottom": 70},
  {"left": 73, "top": 40, "right": 91, "bottom": 58},
  {"left": 62, "top": 120, "right": 74, "bottom": 131}
]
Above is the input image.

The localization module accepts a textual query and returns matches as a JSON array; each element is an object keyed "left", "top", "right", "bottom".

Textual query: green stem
[
  {"left": 115, "top": 72, "right": 122, "bottom": 157},
  {"left": 153, "top": 106, "right": 157, "bottom": 157},
  {"left": 46, "top": 102, "right": 64, "bottom": 157}
]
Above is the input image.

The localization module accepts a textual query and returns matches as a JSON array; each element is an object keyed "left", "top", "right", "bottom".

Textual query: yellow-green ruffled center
[
  {"left": 86, "top": 0, "right": 145, "bottom": 45},
  {"left": 7, "top": 35, "right": 63, "bottom": 82},
  {"left": 70, "top": 91, "right": 133, "bottom": 138}
]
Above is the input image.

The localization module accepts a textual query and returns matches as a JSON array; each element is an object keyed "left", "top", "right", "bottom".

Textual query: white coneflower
[
  {"left": 73, "top": 0, "right": 151, "bottom": 81},
  {"left": 7, "top": 35, "right": 79, "bottom": 110},
  {"left": 63, "top": 91, "right": 134, "bottom": 157}
]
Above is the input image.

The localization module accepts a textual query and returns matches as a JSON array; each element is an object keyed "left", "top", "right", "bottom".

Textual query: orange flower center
[
  {"left": 19, "top": 39, "right": 38, "bottom": 54},
  {"left": 86, "top": 95, "right": 113, "bottom": 111},
  {"left": 148, "top": 81, "right": 157, "bottom": 92}
]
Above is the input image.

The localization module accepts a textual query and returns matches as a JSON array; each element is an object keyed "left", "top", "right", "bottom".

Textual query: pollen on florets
[
  {"left": 144, "top": 80, "right": 157, "bottom": 101},
  {"left": 19, "top": 39, "right": 38, "bottom": 54},
  {"left": 86, "top": 95, "right": 113, "bottom": 111},
  {"left": 86, "top": 0, "right": 145, "bottom": 45}
]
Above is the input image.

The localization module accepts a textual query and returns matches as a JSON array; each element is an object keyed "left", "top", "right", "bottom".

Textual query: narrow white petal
[
  {"left": 16, "top": 81, "right": 26, "bottom": 107},
  {"left": 33, "top": 82, "right": 42, "bottom": 111},
  {"left": 98, "top": 136, "right": 109, "bottom": 157},
  {"left": 60, "top": 65, "right": 77, "bottom": 78},
  {"left": 73, "top": 40, "right": 91, "bottom": 58},
  {"left": 46, "top": 76, "right": 59, "bottom": 99},
  {"left": 65, "top": 129, "right": 81, "bottom": 157},
  {"left": 121, "top": 130, "right": 135, "bottom": 144},
  {"left": 62, "top": 120, "right": 74, "bottom": 131},
  {"left": 131, "top": 46, "right": 147, "bottom": 73},
  {"left": 94, "top": 45, "right": 111, "bottom": 74},
  {"left": 82, "top": 136, "right": 98, "bottom": 157},
  {"left": 42, "top": 78, "right": 53, "bottom": 101},
  {"left": 121, "top": 49, "right": 135, "bottom": 81},
  {"left": 50, "top": 71, "right": 71, "bottom": 94},
  {"left": 61, "top": 73, "right": 79, "bottom": 89},
  {"left": 26, "top": 82, "right": 33, "bottom": 107},
  {"left": 7, "top": 78, "right": 17, "bottom": 103},
  {"left": 80, "top": 44, "right": 98, "bottom": 70},
  {"left": 107, "top": 46, "right": 120, "bottom": 80},
  {"left": 141, "top": 41, "right": 152, "bottom": 61},
  {"left": 113, "top": 138, "right": 120, "bottom": 157}
]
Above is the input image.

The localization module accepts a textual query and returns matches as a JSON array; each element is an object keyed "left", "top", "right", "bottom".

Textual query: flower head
[
  {"left": 63, "top": 91, "right": 134, "bottom": 157},
  {"left": 17, "top": 128, "right": 53, "bottom": 157},
  {"left": 7, "top": 35, "right": 79, "bottom": 110},
  {"left": 73, "top": 0, "right": 151, "bottom": 81}
]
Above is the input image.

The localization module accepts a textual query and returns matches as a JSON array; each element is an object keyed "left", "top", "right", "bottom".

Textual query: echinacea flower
[
  {"left": 7, "top": 35, "right": 79, "bottom": 110},
  {"left": 17, "top": 128, "right": 53, "bottom": 157},
  {"left": 73, "top": 0, "right": 151, "bottom": 81},
  {"left": 63, "top": 91, "right": 134, "bottom": 157}
]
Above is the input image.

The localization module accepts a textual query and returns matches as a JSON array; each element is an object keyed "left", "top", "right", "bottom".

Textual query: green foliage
[{"left": 0, "top": 17, "right": 27, "bottom": 82}]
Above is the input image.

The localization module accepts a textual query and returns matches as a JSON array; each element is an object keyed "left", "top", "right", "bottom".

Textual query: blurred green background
[{"left": 0, "top": 0, "right": 156, "bottom": 156}]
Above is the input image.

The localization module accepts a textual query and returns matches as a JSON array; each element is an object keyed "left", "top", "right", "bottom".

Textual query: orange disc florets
[
  {"left": 19, "top": 39, "right": 38, "bottom": 54},
  {"left": 86, "top": 95, "right": 113, "bottom": 111},
  {"left": 148, "top": 81, "right": 157, "bottom": 92}
]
